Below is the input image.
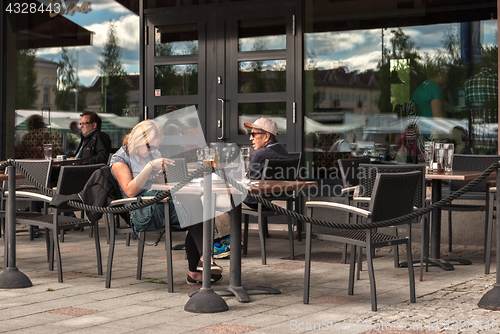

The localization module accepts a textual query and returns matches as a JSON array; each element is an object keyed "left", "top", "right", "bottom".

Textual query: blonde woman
[{"left": 110, "top": 120, "right": 222, "bottom": 284}]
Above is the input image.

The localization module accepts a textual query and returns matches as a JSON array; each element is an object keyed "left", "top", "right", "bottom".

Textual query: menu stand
[{"left": 0, "top": 163, "right": 32, "bottom": 288}]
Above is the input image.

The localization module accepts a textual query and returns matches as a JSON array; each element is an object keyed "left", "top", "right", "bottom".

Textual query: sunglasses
[
  {"left": 80, "top": 122, "right": 93, "bottom": 126},
  {"left": 250, "top": 132, "right": 266, "bottom": 138},
  {"left": 146, "top": 143, "right": 160, "bottom": 152}
]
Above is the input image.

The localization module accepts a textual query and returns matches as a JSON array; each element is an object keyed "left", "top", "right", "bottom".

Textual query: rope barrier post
[
  {"left": 0, "top": 162, "right": 32, "bottom": 288},
  {"left": 185, "top": 170, "right": 228, "bottom": 313},
  {"left": 478, "top": 162, "right": 500, "bottom": 310}
]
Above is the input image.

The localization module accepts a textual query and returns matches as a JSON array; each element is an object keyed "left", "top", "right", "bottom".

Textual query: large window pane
[
  {"left": 155, "top": 64, "right": 198, "bottom": 96},
  {"left": 155, "top": 24, "right": 198, "bottom": 56},
  {"left": 239, "top": 102, "right": 286, "bottom": 135},
  {"left": 11, "top": 3, "right": 141, "bottom": 158},
  {"left": 304, "top": 10, "right": 498, "bottom": 178},
  {"left": 239, "top": 60, "right": 286, "bottom": 93},
  {"left": 239, "top": 17, "right": 286, "bottom": 52}
]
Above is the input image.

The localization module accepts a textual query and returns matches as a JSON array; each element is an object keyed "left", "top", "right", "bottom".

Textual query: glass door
[
  {"left": 216, "top": 6, "right": 298, "bottom": 150},
  {"left": 145, "top": 2, "right": 300, "bottom": 157}
]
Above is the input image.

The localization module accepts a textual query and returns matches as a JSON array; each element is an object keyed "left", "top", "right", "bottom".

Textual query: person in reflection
[
  {"left": 67, "top": 120, "right": 81, "bottom": 153},
  {"left": 411, "top": 69, "right": 447, "bottom": 119},
  {"left": 74, "top": 111, "right": 112, "bottom": 164},
  {"left": 110, "top": 120, "right": 223, "bottom": 284},
  {"left": 395, "top": 123, "right": 425, "bottom": 164},
  {"left": 15, "top": 114, "right": 63, "bottom": 159}
]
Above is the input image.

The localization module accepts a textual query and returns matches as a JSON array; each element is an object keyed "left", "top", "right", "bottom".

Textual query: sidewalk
[{"left": 0, "top": 224, "right": 498, "bottom": 334}]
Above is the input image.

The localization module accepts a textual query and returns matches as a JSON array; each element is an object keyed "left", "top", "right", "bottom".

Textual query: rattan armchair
[{"left": 304, "top": 170, "right": 421, "bottom": 311}]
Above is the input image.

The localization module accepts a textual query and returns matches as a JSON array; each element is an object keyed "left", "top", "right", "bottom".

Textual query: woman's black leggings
[{"left": 185, "top": 222, "right": 204, "bottom": 272}]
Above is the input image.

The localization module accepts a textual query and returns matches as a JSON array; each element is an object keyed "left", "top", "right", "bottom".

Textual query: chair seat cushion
[
  {"left": 312, "top": 229, "right": 408, "bottom": 247},
  {"left": 16, "top": 214, "right": 92, "bottom": 230}
]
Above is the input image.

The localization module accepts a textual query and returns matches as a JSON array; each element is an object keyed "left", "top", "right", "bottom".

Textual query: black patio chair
[
  {"left": 242, "top": 157, "right": 300, "bottom": 265},
  {"left": 304, "top": 170, "right": 421, "bottom": 311},
  {"left": 14, "top": 164, "right": 105, "bottom": 283},
  {"left": 338, "top": 157, "right": 371, "bottom": 263},
  {"left": 106, "top": 158, "right": 190, "bottom": 291},
  {"left": 440, "top": 154, "right": 500, "bottom": 257}
]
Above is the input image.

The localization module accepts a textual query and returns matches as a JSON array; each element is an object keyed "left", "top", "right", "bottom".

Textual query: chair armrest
[
  {"left": 14, "top": 191, "right": 52, "bottom": 203},
  {"left": 352, "top": 196, "right": 370, "bottom": 202},
  {"left": 306, "top": 201, "right": 371, "bottom": 218},
  {"left": 109, "top": 196, "right": 170, "bottom": 207},
  {"left": 341, "top": 186, "right": 358, "bottom": 195}
]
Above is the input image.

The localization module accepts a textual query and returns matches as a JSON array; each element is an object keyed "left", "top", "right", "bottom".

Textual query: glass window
[
  {"left": 155, "top": 64, "right": 198, "bottom": 95},
  {"left": 239, "top": 60, "right": 286, "bottom": 93},
  {"left": 239, "top": 17, "right": 286, "bottom": 52},
  {"left": 238, "top": 102, "right": 286, "bottom": 135},
  {"left": 304, "top": 1, "right": 498, "bottom": 178},
  {"left": 9, "top": 2, "right": 140, "bottom": 158},
  {"left": 155, "top": 24, "right": 198, "bottom": 56}
]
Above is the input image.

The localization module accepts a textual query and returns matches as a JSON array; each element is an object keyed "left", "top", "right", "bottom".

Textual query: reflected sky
[{"left": 306, "top": 21, "right": 498, "bottom": 72}]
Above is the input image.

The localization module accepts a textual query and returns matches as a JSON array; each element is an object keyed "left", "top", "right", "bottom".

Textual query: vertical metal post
[
  {"left": 478, "top": 162, "right": 500, "bottom": 309},
  {"left": 184, "top": 170, "right": 228, "bottom": 313},
  {"left": 0, "top": 162, "right": 32, "bottom": 288}
]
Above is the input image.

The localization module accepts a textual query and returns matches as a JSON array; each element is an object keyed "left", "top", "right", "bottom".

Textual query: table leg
[
  {"left": 428, "top": 178, "right": 472, "bottom": 271},
  {"left": 211, "top": 201, "right": 280, "bottom": 302}
]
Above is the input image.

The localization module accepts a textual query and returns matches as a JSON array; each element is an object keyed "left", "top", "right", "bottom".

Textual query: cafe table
[
  {"left": 152, "top": 178, "right": 318, "bottom": 303},
  {"left": 425, "top": 170, "right": 485, "bottom": 270}
]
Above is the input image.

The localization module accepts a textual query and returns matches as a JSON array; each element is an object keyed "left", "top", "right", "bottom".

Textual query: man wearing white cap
[{"left": 243, "top": 117, "right": 290, "bottom": 207}]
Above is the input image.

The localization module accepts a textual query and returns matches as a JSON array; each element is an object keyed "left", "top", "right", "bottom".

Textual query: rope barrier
[{"left": 2, "top": 159, "right": 499, "bottom": 231}]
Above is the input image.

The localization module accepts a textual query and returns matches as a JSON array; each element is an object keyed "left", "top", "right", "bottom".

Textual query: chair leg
[
  {"left": 341, "top": 244, "right": 348, "bottom": 264},
  {"left": 93, "top": 222, "right": 102, "bottom": 276},
  {"left": 366, "top": 243, "right": 377, "bottom": 312},
  {"left": 258, "top": 213, "right": 267, "bottom": 265},
  {"left": 137, "top": 232, "right": 146, "bottom": 280},
  {"left": 303, "top": 221, "right": 313, "bottom": 304},
  {"left": 420, "top": 214, "right": 430, "bottom": 281},
  {"left": 45, "top": 227, "right": 50, "bottom": 262},
  {"left": 287, "top": 200, "right": 294, "bottom": 260},
  {"left": 448, "top": 211, "right": 452, "bottom": 252},
  {"left": 106, "top": 214, "right": 118, "bottom": 288},
  {"left": 243, "top": 214, "right": 249, "bottom": 255},
  {"left": 164, "top": 202, "right": 174, "bottom": 293},
  {"left": 406, "top": 225, "right": 416, "bottom": 304},
  {"left": 393, "top": 227, "right": 400, "bottom": 268},
  {"left": 53, "top": 228, "right": 63, "bottom": 283},
  {"left": 348, "top": 245, "right": 356, "bottom": 295},
  {"left": 485, "top": 192, "right": 494, "bottom": 274},
  {"left": 105, "top": 213, "right": 110, "bottom": 245},
  {"left": 356, "top": 247, "right": 362, "bottom": 280}
]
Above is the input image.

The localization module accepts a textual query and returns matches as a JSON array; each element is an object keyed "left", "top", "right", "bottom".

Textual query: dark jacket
[
  {"left": 50, "top": 166, "right": 122, "bottom": 224},
  {"left": 75, "top": 130, "right": 112, "bottom": 165},
  {"left": 245, "top": 142, "right": 289, "bottom": 207},
  {"left": 248, "top": 142, "right": 290, "bottom": 180}
]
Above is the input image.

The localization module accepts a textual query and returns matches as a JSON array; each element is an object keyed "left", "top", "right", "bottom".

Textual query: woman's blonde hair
[{"left": 123, "top": 120, "right": 163, "bottom": 155}]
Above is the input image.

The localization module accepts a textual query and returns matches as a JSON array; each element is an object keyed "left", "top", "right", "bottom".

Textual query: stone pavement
[{"left": 0, "top": 223, "right": 499, "bottom": 334}]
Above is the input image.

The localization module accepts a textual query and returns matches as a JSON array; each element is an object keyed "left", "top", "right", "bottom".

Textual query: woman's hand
[{"left": 148, "top": 158, "right": 175, "bottom": 170}]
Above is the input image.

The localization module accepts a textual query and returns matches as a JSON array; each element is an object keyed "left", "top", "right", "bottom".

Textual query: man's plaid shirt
[{"left": 465, "top": 67, "right": 498, "bottom": 104}]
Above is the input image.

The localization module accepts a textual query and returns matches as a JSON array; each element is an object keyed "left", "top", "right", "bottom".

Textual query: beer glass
[
  {"left": 43, "top": 144, "right": 53, "bottom": 160},
  {"left": 424, "top": 142, "right": 434, "bottom": 172},
  {"left": 443, "top": 143, "right": 454, "bottom": 173},
  {"left": 203, "top": 147, "right": 214, "bottom": 167}
]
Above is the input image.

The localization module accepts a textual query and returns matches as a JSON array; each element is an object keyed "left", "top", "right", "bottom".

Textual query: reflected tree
[
  {"left": 55, "top": 48, "right": 86, "bottom": 111},
  {"left": 99, "top": 22, "right": 128, "bottom": 116},
  {"left": 16, "top": 49, "right": 39, "bottom": 110}
]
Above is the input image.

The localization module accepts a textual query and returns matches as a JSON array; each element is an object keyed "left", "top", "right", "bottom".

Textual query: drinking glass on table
[
  {"left": 210, "top": 143, "right": 221, "bottom": 167},
  {"left": 434, "top": 142, "right": 444, "bottom": 168},
  {"left": 443, "top": 143, "right": 454, "bottom": 173},
  {"left": 43, "top": 144, "right": 53, "bottom": 160},
  {"left": 424, "top": 142, "right": 434, "bottom": 172},
  {"left": 240, "top": 147, "right": 251, "bottom": 182},
  {"left": 196, "top": 147, "right": 204, "bottom": 165},
  {"left": 203, "top": 147, "right": 215, "bottom": 167}
]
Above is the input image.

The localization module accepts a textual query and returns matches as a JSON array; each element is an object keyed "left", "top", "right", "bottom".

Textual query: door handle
[{"left": 218, "top": 98, "right": 225, "bottom": 140}]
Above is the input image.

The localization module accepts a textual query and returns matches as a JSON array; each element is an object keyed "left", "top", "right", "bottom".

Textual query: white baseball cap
[{"left": 244, "top": 117, "right": 278, "bottom": 136}]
